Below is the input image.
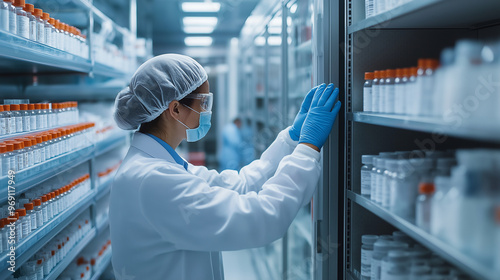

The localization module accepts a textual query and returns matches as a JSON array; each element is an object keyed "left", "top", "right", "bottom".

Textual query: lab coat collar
[{"left": 131, "top": 132, "right": 188, "bottom": 170}]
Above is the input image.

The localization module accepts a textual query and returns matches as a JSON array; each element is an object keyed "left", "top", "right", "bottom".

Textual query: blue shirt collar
[{"left": 145, "top": 133, "right": 188, "bottom": 171}]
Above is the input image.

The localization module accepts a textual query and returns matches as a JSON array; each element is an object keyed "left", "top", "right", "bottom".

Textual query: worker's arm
[
  {"left": 188, "top": 127, "right": 298, "bottom": 194},
  {"left": 138, "top": 143, "right": 320, "bottom": 252}
]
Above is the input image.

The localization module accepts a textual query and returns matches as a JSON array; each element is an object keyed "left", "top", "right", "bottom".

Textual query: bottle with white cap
[
  {"left": 361, "top": 235, "right": 378, "bottom": 279},
  {"left": 361, "top": 155, "right": 375, "bottom": 197}
]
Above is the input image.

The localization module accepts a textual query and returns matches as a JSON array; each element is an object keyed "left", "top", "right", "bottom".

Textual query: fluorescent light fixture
[
  {"left": 268, "top": 36, "right": 282, "bottom": 46},
  {"left": 184, "top": 36, "right": 213, "bottom": 46},
  {"left": 182, "top": 2, "right": 221, "bottom": 13},
  {"left": 183, "top": 17, "right": 218, "bottom": 26},
  {"left": 254, "top": 36, "right": 265, "bottom": 46},
  {"left": 183, "top": 26, "right": 215, "bottom": 34},
  {"left": 269, "top": 17, "right": 281, "bottom": 27},
  {"left": 290, "top": 3, "right": 297, "bottom": 14},
  {"left": 268, "top": 26, "right": 282, "bottom": 34}
]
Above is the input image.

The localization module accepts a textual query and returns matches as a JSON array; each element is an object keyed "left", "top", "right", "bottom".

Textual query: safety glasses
[{"left": 184, "top": 92, "right": 213, "bottom": 112}]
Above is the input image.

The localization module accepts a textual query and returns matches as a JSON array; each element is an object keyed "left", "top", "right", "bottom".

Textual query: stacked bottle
[
  {"left": 0, "top": 122, "right": 95, "bottom": 176},
  {"left": 361, "top": 149, "right": 500, "bottom": 270},
  {"left": 0, "top": 101, "right": 79, "bottom": 136},
  {"left": 0, "top": 0, "right": 88, "bottom": 58},
  {"left": 0, "top": 174, "right": 91, "bottom": 251},
  {"left": 60, "top": 236, "right": 112, "bottom": 279},
  {"left": 13, "top": 211, "right": 92, "bottom": 279},
  {"left": 361, "top": 231, "right": 469, "bottom": 280},
  {"left": 363, "top": 39, "right": 500, "bottom": 126}
]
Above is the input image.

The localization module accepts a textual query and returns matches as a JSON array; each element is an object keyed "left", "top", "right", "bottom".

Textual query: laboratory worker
[{"left": 110, "top": 54, "right": 341, "bottom": 280}]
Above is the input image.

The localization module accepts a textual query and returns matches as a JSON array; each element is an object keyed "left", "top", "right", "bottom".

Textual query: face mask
[{"left": 176, "top": 105, "right": 212, "bottom": 142}]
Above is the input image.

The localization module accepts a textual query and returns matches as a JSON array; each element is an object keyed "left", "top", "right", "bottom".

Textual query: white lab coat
[{"left": 109, "top": 128, "right": 321, "bottom": 280}]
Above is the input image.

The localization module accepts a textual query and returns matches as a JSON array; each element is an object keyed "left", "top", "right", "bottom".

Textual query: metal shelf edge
[
  {"left": 347, "top": 191, "right": 497, "bottom": 280},
  {"left": 0, "top": 192, "right": 95, "bottom": 280},
  {"left": 350, "top": 112, "right": 500, "bottom": 143},
  {"left": 347, "top": 0, "right": 441, "bottom": 34},
  {"left": 44, "top": 228, "right": 97, "bottom": 280}
]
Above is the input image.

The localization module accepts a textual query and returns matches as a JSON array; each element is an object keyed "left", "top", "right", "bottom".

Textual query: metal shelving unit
[
  {"left": 348, "top": 191, "right": 498, "bottom": 280},
  {"left": 342, "top": 0, "right": 500, "bottom": 279}
]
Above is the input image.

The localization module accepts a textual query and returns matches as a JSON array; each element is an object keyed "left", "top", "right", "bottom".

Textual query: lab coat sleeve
[
  {"left": 188, "top": 127, "right": 298, "bottom": 194},
  {"left": 138, "top": 144, "right": 320, "bottom": 252}
]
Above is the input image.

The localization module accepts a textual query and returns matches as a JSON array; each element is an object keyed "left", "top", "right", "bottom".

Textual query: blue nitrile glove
[
  {"left": 289, "top": 85, "right": 321, "bottom": 141},
  {"left": 299, "top": 83, "right": 342, "bottom": 150}
]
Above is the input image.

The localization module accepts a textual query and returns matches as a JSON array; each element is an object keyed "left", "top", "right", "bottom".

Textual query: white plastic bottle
[
  {"left": 361, "top": 235, "right": 378, "bottom": 280},
  {"left": 20, "top": 104, "right": 30, "bottom": 132},
  {"left": 394, "top": 68, "right": 408, "bottom": 114},
  {"left": 371, "top": 71, "right": 380, "bottom": 113},
  {"left": 6, "top": 0, "right": 15, "bottom": 34},
  {"left": 364, "top": 72, "right": 374, "bottom": 112},
  {"left": 416, "top": 59, "right": 439, "bottom": 117},
  {"left": 405, "top": 67, "right": 417, "bottom": 116},
  {"left": 24, "top": 3, "right": 34, "bottom": 40},
  {"left": 34, "top": 8, "right": 44, "bottom": 43},
  {"left": 384, "top": 69, "right": 396, "bottom": 114},
  {"left": 361, "top": 155, "right": 375, "bottom": 197},
  {"left": 0, "top": 0, "right": 9, "bottom": 31},
  {"left": 14, "top": 0, "right": 28, "bottom": 38},
  {"left": 378, "top": 70, "right": 387, "bottom": 113},
  {"left": 33, "top": 198, "right": 43, "bottom": 229},
  {"left": 10, "top": 104, "right": 23, "bottom": 133}
]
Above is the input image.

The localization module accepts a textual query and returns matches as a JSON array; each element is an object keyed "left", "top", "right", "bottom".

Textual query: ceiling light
[
  {"left": 183, "top": 17, "right": 218, "bottom": 26},
  {"left": 254, "top": 36, "right": 265, "bottom": 46},
  {"left": 182, "top": 2, "right": 221, "bottom": 13},
  {"left": 268, "top": 26, "right": 281, "bottom": 34},
  {"left": 268, "top": 36, "right": 282, "bottom": 46},
  {"left": 183, "top": 26, "right": 215, "bottom": 34},
  {"left": 290, "top": 3, "right": 297, "bottom": 14},
  {"left": 185, "top": 36, "right": 213, "bottom": 46}
]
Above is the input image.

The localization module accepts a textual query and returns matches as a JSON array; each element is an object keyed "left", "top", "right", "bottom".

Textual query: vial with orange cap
[
  {"left": 14, "top": 140, "right": 25, "bottom": 171},
  {"left": 13, "top": 0, "right": 28, "bottom": 38},
  {"left": 416, "top": 58, "right": 439, "bottom": 117},
  {"left": 416, "top": 182, "right": 435, "bottom": 232},
  {"left": 34, "top": 7, "right": 44, "bottom": 43},
  {"left": 394, "top": 68, "right": 408, "bottom": 115},
  {"left": 20, "top": 103, "right": 30, "bottom": 132},
  {"left": 10, "top": 104, "right": 23, "bottom": 133},
  {"left": 378, "top": 70, "right": 387, "bottom": 113},
  {"left": 363, "top": 72, "right": 374, "bottom": 112},
  {"left": 24, "top": 2, "right": 34, "bottom": 40},
  {"left": 48, "top": 17, "right": 56, "bottom": 48},
  {"left": 2, "top": 144, "right": 15, "bottom": 175},
  {"left": 405, "top": 67, "right": 418, "bottom": 116},
  {"left": 371, "top": 70, "right": 381, "bottom": 112},
  {"left": 384, "top": 69, "right": 396, "bottom": 114}
]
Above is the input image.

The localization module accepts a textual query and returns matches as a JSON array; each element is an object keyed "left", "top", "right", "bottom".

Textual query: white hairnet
[{"left": 113, "top": 54, "right": 208, "bottom": 130}]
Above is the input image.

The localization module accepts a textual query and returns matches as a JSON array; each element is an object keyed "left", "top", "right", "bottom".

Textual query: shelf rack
[
  {"left": 0, "top": 132, "right": 128, "bottom": 280},
  {"left": 348, "top": 191, "right": 498, "bottom": 280},
  {"left": 0, "top": 191, "right": 95, "bottom": 280},
  {"left": 343, "top": 0, "right": 500, "bottom": 279},
  {"left": 44, "top": 228, "right": 97, "bottom": 280},
  {"left": 348, "top": 0, "right": 500, "bottom": 34},
  {"left": 349, "top": 112, "right": 500, "bottom": 143}
]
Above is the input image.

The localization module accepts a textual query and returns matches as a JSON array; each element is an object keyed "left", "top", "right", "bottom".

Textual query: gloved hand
[
  {"left": 299, "top": 83, "right": 341, "bottom": 150},
  {"left": 289, "top": 85, "right": 320, "bottom": 141}
]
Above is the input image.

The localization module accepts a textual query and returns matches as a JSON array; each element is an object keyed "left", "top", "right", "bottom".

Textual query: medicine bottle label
[
  {"left": 37, "top": 21, "right": 44, "bottom": 43},
  {"left": 0, "top": 9, "right": 8, "bottom": 31},
  {"left": 371, "top": 258, "right": 381, "bottom": 280},
  {"left": 29, "top": 19, "right": 36, "bottom": 40},
  {"left": 363, "top": 87, "right": 372, "bottom": 112},
  {"left": 361, "top": 248, "right": 373, "bottom": 276},
  {"left": 17, "top": 15, "right": 29, "bottom": 38},
  {"left": 16, "top": 116, "right": 23, "bottom": 132},
  {"left": 9, "top": 11, "right": 16, "bottom": 33},
  {"left": 45, "top": 26, "right": 51, "bottom": 46},
  {"left": 361, "top": 170, "right": 371, "bottom": 196}
]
